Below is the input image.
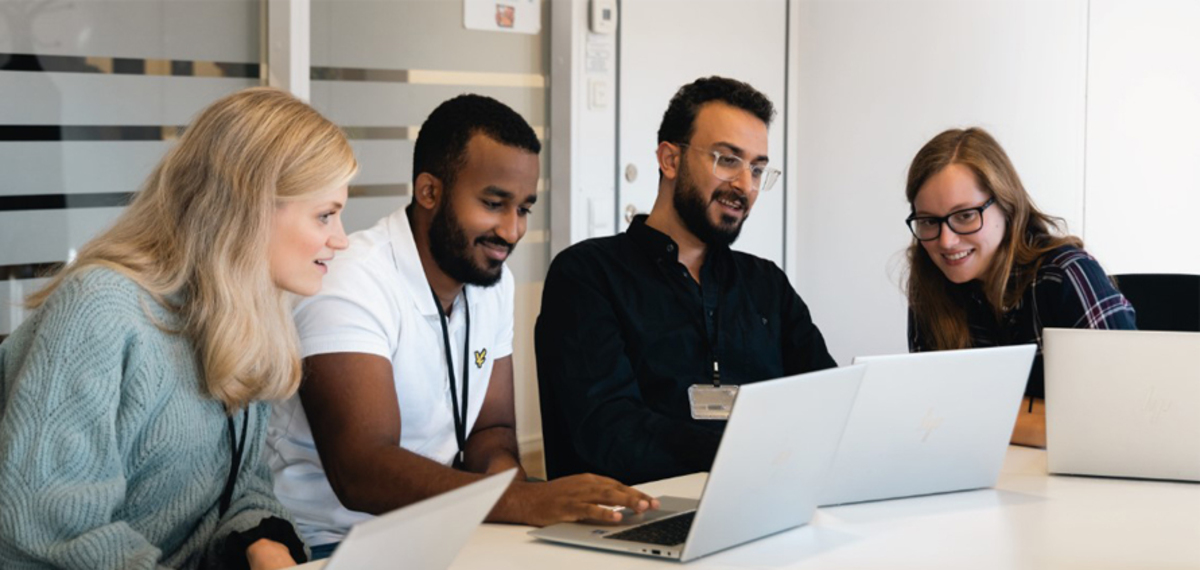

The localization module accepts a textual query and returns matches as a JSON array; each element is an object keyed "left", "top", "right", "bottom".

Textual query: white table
[{"left": 297, "top": 446, "right": 1200, "bottom": 569}]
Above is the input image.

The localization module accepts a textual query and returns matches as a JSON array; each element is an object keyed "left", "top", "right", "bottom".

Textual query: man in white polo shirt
[{"left": 265, "top": 94, "right": 656, "bottom": 556}]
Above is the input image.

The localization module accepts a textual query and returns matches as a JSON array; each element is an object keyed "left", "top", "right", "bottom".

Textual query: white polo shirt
[{"left": 266, "top": 208, "right": 514, "bottom": 546}]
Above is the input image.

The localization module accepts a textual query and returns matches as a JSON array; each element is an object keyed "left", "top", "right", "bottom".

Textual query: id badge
[{"left": 688, "top": 384, "right": 739, "bottom": 420}]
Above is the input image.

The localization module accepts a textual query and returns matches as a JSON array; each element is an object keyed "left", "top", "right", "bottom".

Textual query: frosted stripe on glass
[
  {"left": 0, "top": 208, "right": 124, "bottom": 266},
  {"left": 0, "top": 73, "right": 259, "bottom": 125},
  {"left": 0, "top": 53, "right": 259, "bottom": 78},
  {"left": 312, "top": 67, "right": 544, "bottom": 88},
  {"left": 311, "top": 82, "right": 546, "bottom": 129},
  {"left": 0, "top": 141, "right": 169, "bottom": 196},
  {"left": 0, "top": 0, "right": 259, "bottom": 63},
  {"left": 311, "top": 0, "right": 546, "bottom": 74}
]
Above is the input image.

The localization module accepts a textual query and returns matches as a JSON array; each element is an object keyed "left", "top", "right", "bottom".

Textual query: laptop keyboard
[{"left": 603, "top": 511, "right": 695, "bottom": 546}]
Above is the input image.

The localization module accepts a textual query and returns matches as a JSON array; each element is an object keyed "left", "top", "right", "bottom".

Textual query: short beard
[
  {"left": 673, "top": 155, "right": 748, "bottom": 247},
  {"left": 428, "top": 196, "right": 511, "bottom": 287}
]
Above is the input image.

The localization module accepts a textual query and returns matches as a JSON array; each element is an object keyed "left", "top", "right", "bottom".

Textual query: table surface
[{"left": 296, "top": 446, "right": 1200, "bottom": 569}]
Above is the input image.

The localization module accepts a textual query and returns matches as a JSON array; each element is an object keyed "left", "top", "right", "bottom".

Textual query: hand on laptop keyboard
[{"left": 500, "top": 474, "right": 661, "bottom": 527}]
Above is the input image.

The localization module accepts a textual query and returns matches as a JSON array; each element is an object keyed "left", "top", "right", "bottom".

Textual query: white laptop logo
[
  {"left": 1141, "top": 386, "right": 1172, "bottom": 426},
  {"left": 918, "top": 408, "right": 944, "bottom": 443}
]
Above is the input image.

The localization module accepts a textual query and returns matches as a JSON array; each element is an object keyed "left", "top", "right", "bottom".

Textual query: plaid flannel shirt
[{"left": 909, "top": 246, "right": 1137, "bottom": 399}]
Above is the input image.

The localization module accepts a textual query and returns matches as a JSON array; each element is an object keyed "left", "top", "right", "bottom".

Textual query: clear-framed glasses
[
  {"left": 905, "top": 197, "right": 996, "bottom": 241},
  {"left": 675, "top": 143, "right": 782, "bottom": 192}
]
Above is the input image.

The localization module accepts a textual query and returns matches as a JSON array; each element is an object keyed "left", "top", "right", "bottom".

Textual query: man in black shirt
[{"left": 535, "top": 76, "right": 836, "bottom": 485}]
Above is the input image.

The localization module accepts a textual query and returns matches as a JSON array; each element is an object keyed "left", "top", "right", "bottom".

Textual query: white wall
[
  {"left": 789, "top": 0, "right": 1089, "bottom": 364},
  {"left": 787, "top": 0, "right": 1200, "bottom": 364},
  {"left": 1084, "top": 0, "right": 1200, "bottom": 275}
]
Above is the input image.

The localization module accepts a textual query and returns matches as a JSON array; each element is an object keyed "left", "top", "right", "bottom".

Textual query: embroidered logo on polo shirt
[{"left": 474, "top": 348, "right": 488, "bottom": 369}]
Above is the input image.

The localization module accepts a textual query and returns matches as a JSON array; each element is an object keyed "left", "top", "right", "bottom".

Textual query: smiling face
[
  {"left": 912, "top": 163, "right": 1007, "bottom": 284},
  {"left": 267, "top": 183, "right": 349, "bottom": 296},
  {"left": 672, "top": 102, "right": 769, "bottom": 247},
  {"left": 428, "top": 134, "right": 539, "bottom": 287}
]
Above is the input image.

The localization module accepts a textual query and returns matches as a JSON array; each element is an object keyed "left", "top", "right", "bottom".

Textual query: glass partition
[{"left": 0, "top": 0, "right": 261, "bottom": 335}]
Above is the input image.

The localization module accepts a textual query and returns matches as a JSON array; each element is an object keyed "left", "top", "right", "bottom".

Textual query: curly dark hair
[
  {"left": 412, "top": 94, "right": 541, "bottom": 196},
  {"left": 657, "top": 76, "right": 775, "bottom": 145}
]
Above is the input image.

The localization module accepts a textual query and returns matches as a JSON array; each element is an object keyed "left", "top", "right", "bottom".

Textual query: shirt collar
[
  {"left": 387, "top": 207, "right": 442, "bottom": 317},
  {"left": 628, "top": 214, "right": 683, "bottom": 263},
  {"left": 627, "top": 214, "right": 730, "bottom": 266}
]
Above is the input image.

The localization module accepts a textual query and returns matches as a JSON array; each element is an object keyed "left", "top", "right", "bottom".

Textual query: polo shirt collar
[{"left": 387, "top": 207, "right": 442, "bottom": 317}]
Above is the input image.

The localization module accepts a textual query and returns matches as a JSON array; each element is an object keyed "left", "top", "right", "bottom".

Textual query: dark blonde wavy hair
[
  {"left": 27, "top": 87, "right": 358, "bottom": 410},
  {"left": 905, "top": 127, "right": 1081, "bottom": 351}
]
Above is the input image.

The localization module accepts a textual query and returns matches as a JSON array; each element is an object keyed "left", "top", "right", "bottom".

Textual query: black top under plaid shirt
[
  {"left": 536, "top": 215, "right": 836, "bottom": 485},
  {"left": 909, "top": 246, "right": 1137, "bottom": 399}
]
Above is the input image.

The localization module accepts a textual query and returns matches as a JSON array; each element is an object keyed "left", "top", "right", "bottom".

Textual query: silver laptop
[
  {"left": 819, "top": 345, "right": 1035, "bottom": 506},
  {"left": 324, "top": 468, "right": 516, "bottom": 570},
  {"left": 529, "top": 365, "right": 865, "bottom": 562},
  {"left": 1045, "top": 328, "right": 1200, "bottom": 482}
]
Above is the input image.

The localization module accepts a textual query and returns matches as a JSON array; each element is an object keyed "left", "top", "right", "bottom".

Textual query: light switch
[{"left": 588, "top": 78, "right": 610, "bottom": 110}]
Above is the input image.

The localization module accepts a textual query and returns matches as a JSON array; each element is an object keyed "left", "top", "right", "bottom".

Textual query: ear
[
  {"left": 413, "top": 172, "right": 443, "bottom": 211},
  {"left": 656, "top": 141, "right": 682, "bottom": 181}
]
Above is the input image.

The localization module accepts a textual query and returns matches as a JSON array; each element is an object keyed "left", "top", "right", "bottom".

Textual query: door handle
[{"left": 624, "top": 204, "right": 640, "bottom": 224}]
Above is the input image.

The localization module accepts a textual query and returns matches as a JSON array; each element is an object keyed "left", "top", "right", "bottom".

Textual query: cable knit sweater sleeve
[{"left": 0, "top": 273, "right": 170, "bottom": 569}]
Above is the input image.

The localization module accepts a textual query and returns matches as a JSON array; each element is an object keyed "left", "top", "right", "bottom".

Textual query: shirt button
[
  {"left": 708, "top": 310, "right": 714, "bottom": 317},
  {"left": 666, "top": 244, "right": 675, "bottom": 253}
]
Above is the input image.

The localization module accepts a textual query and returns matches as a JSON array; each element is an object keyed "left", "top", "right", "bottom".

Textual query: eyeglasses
[
  {"left": 905, "top": 197, "right": 996, "bottom": 241},
  {"left": 674, "top": 143, "right": 782, "bottom": 192}
]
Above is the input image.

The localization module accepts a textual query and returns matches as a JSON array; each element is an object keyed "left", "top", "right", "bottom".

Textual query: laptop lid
[
  {"left": 528, "top": 365, "right": 865, "bottom": 563},
  {"left": 679, "top": 364, "right": 865, "bottom": 562},
  {"left": 820, "top": 345, "right": 1035, "bottom": 506},
  {"left": 325, "top": 468, "right": 516, "bottom": 570},
  {"left": 1044, "top": 328, "right": 1200, "bottom": 481}
]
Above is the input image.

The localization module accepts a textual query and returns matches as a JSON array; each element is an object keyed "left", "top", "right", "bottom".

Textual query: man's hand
[
  {"left": 495, "top": 474, "right": 661, "bottom": 527},
  {"left": 246, "top": 538, "right": 297, "bottom": 570}
]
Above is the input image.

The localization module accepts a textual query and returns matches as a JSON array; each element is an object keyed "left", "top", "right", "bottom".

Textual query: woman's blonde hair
[
  {"left": 27, "top": 87, "right": 357, "bottom": 410},
  {"left": 905, "top": 127, "right": 1081, "bottom": 351}
]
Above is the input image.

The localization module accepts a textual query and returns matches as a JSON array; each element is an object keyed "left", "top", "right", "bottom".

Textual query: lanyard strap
[
  {"left": 219, "top": 406, "right": 251, "bottom": 517},
  {"left": 431, "top": 286, "right": 470, "bottom": 468},
  {"left": 655, "top": 257, "right": 722, "bottom": 387}
]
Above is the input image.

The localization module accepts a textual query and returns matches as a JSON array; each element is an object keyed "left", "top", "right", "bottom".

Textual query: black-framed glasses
[
  {"left": 905, "top": 197, "right": 996, "bottom": 241},
  {"left": 674, "top": 142, "right": 782, "bottom": 192}
]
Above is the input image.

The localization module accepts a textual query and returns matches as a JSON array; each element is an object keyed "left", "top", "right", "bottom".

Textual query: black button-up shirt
[{"left": 535, "top": 215, "right": 836, "bottom": 484}]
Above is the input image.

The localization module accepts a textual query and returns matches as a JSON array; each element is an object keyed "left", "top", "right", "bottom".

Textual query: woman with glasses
[
  {"left": 902, "top": 127, "right": 1135, "bottom": 448},
  {"left": 0, "top": 88, "right": 355, "bottom": 569}
]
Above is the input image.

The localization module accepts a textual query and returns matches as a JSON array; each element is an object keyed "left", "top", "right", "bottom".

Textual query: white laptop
[
  {"left": 819, "top": 344, "right": 1035, "bottom": 506},
  {"left": 1044, "top": 328, "right": 1200, "bottom": 482},
  {"left": 529, "top": 365, "right": 866, "bottom": 562},
  {"left": 321, "top": 468, "right": 516, "bottom": 570}
]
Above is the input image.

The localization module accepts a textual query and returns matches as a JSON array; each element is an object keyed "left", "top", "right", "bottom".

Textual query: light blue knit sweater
[{"left": 0, "top": 268, "right": 301, "bottom": 569}]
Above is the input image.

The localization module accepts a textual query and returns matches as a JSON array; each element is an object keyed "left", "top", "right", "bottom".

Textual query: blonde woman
[
  {"left": 904, "top": 127, "right": 1135, "bottom": 448},
  {"left": 0, "top": 88, "right": 356, "bottom": 569}
]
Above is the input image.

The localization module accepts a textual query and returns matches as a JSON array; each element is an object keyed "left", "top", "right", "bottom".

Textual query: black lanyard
[
  {"left": 219, "top": 406, "right": 250, "bottom": 517},
  {"left": 655, "top": 255, "right": 723, "bottom": 387},
  {"left": 431, "top": 286, "right": 470, "bottom": 469}
]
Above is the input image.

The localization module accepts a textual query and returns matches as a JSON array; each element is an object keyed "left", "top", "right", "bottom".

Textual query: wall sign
[{"left": 464, "top": 0, "right": 540, "bottom": 35}]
